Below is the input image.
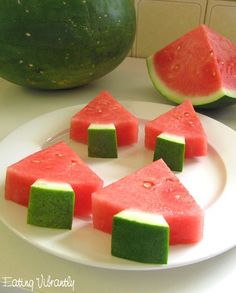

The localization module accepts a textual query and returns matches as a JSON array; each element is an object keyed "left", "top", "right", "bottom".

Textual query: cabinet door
[
  {"left": 132, "top": 0, "right": 207, "bottom": 58},
  {"left": 205, "top": 0, "right": 236, "bottom": 43}
]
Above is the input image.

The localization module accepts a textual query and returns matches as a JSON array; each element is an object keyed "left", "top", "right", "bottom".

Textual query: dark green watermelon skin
[
  {"left": 0, "top": 0, "right": 136, "bottom": 89},
  {"left": 194, "top": 96, "right": 236, "bottom": 109}
]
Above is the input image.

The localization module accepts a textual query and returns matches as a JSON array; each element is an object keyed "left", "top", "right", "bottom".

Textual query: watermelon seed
[
  {"left": 177, "top": 45, "right": 181, "bottom": 51},
  {"left": 71, "top": 160, "right": 77, "bottom": 165},
  {"left": 188, "top": 121, "right": 195, "bottom": 126},
  {"left": 175, "top": 194, "right": 181, "bottom": 200},
  {"left": 31, "top": 160, "right": 41, "bottom": 163},
  {"left": 165, "top": 178, "right": 175, "bottom": 182},
  {"left": 143, "top": 181, "right": 154, "bottom": 189},
  {"left": 166, "top": 187, "right": 173, "bottom": 192},
  {"left": 209, "top": 50, "right": 214, "bottom": 56},
  {"left": 212, "top": 71, "right": 216, "bottom": 77},
  {"left": 100, "top": 100, "right": 108, "bottom": 105},
  {"left": 56, "top": 153, "right": 64, "bottom": 157},
  {"left": 184, "top": 112, "right": 190, "bottom": 117},
  {"left": 175, "top": 114, "right": 182, "bottom": 120},
  {"left": 172, "top": 64, "right": 180, "bottom": 71},
  {"left": 175, "top": 65, "right": 180, "bottom": 70}
]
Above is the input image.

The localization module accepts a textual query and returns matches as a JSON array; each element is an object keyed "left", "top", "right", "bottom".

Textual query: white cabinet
[
  {"left": 205, "top": 0, "right": 236, "bottom": 43},
  {"left": 131, "top": 0, "right": 207, "bottom": 57},
  {"left": 131, "top": 0, "right": 236, "bottom": 58}
]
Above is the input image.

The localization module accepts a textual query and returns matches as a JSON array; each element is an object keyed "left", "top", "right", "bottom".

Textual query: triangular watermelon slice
[
  {"left": 5, "top": 141, "right": 103, "bottom": 217},
  {"left": 70, "top": 91, "right": 139, "bottom": 146},
  {"left": 147, "top": 25, "right": 236, "bottom": 108},
  {"left": 92, "top": 159, "right": 204, "bottom": 245},
  {"left": 145, "top": 100, "right": 207, "bottom": 157}
]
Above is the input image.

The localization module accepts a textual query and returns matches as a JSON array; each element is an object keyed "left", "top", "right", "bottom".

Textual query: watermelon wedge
[
  {"left": 147, "top": 25, "right": 236, "bottom": 108},
  {"left": 70, "top": 91, "right": 139, "bottom": 146},
  {"left": 5, "top": 141, "right": 103, "bottom": 217},
  {"left": 92, "top": 159, "right": 204, "bottom": 245},
  {"left": 145, "top": 100, "right": 207, "bottom": 157}
]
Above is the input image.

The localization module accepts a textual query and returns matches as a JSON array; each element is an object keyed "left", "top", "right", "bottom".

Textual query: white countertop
[{"left": 0, "top": 57, "right": 235, "bottom": 293}]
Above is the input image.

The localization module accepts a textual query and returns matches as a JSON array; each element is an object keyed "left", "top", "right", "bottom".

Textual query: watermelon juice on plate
[{"left": 0, "top": 100, "right": 235, "bottom": 270}]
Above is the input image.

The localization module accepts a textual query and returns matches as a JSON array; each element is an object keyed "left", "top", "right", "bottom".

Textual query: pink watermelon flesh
[
  {"left": 145, "top": 100, "right": 207, "bottom": 157},
  {"left": 5, "top": 141, "right": 103, "bottom": 217},
  {"left": 92, "top": 159, "right": 204, "bottom": 245},
  {"left": 147, "top": 25, "right": 236, "bottom": 106},
  {"left": 70, "top": 91, "right": 139, "bottom": 146}
]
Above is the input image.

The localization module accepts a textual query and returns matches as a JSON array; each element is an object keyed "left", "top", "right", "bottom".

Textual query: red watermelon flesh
[
  {"left": 145, "top": 100, "right": 207, "bottom": 157},
  {"left": 70, "top": 91, "right": 139, "bottom": 146},
  {"left": 92, "top": 159, "right": 204, "bottom": 245},
  {"left": 5, "top": 141, "right": 103, "bottom": 217},
  {"left": 147, "top": 24, "right": 236, "bottom": 106}
]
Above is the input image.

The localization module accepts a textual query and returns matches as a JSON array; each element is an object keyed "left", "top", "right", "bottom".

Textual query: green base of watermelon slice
[{"left": 147, "top": 25, "right": 236, "bottom": 109}]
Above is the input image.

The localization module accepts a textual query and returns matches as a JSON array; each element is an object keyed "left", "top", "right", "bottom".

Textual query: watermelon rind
[
  {"left": 88, "top": 123, "right": 118, "bottom": 158},
  {"left": 27, "top": 179, "right": 75, "bottom": 229},
  {"left": 146, "top": 56, "right": 236, "bottom": 108},
  {"left": 153, "top": 133, "right": 185, "bottom": 172},
  {"left": 0, "top": 0, "right": 136, "bottom": 90},
  {"left": 111, "top": 210, "right": 169, "bottom": 264}
]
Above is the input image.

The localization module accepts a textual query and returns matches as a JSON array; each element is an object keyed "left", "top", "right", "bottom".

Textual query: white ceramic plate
[{"left": 0, "top": 101, "right": 235, "bottom": 271}]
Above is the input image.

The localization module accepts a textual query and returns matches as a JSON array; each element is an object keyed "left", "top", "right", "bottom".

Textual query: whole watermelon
[{"left": 0, "top": 0, "right": 136, "bottom": 89}]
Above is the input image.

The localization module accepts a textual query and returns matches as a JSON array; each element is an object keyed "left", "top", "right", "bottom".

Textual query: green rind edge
[
  {"left": 88, "top": 125, "right": 118, "bottom": 158},
  {"left": 146, "top": 56, "right": 236, "bottom": 109}
]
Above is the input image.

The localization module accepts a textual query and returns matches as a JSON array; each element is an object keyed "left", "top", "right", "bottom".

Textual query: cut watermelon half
[
  {"left": 92, "top": 159, "right": 204, "bottom": 245},
  {"left": 145, "top": 100, "right": 207, "bottom": 157},
  {"left": 5, "top": 141, "right": 103, "bottom": 217},
  {"left": 70, "top": 91, "right": 139, "bottom": 146},
  {"left": 147, "top": 25, "right": 236, "bottom": 108}
]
